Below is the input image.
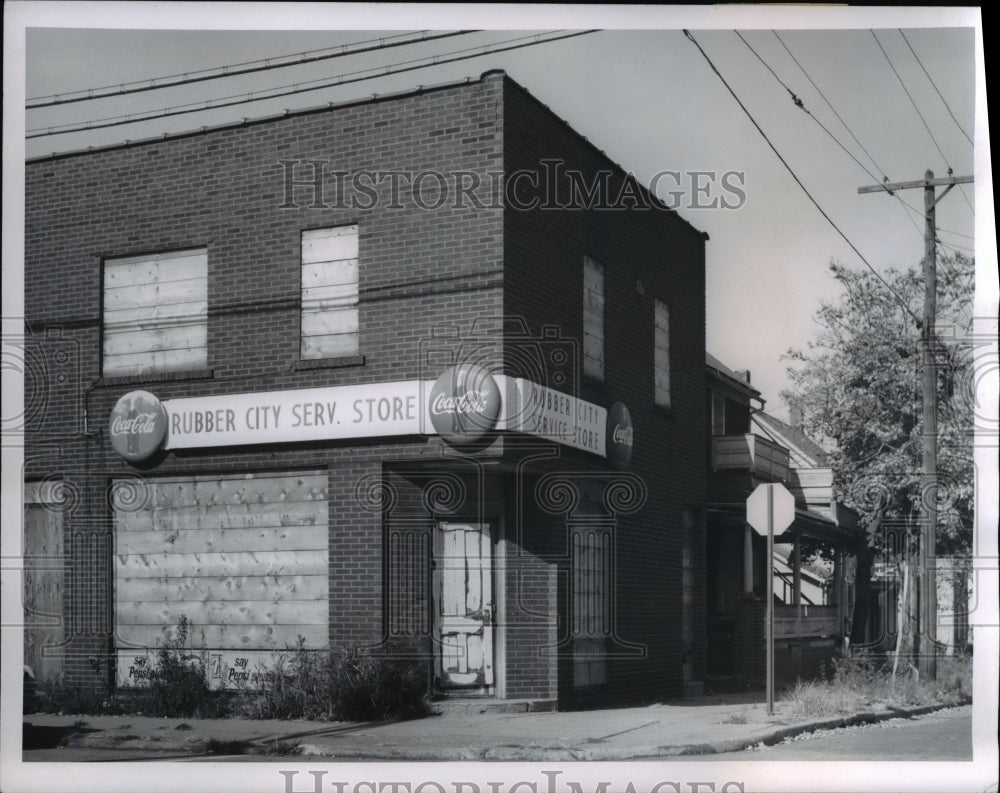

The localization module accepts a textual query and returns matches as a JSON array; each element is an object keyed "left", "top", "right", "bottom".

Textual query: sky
[{"left": 6, "top": 4, "right": 991, "bottom": 418}]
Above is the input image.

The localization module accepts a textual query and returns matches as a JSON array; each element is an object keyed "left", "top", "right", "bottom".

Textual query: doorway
[{"left": 433, "top": 521, "right": 495, "bottom": 695}]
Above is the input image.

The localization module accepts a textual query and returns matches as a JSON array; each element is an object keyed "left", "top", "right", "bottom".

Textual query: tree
[{"left": 782, "top": 254, "right": 974, "bottom": 661}]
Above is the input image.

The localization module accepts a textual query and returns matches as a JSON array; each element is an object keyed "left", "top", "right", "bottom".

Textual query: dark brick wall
[
  {"left": 23, "top": 70, "right": 707, "bottom": 705},
  {"left": 501, "top": 77, "right": 708, "bottom": 704},
  {"left": 24, "top": 76, "right": 508, "bottom": 691}
]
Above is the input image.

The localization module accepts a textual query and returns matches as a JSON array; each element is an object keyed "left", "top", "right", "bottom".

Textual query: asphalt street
[{"left": 672, "top": 705, "right": 972, "bottom": 762}]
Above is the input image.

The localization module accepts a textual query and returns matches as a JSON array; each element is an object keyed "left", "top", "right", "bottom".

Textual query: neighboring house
[
  {"left": 23, "top": 70, "right": 709, "bottom": 709},
  {"left": 705, "top": 354, "right": 862, "bottom": 686},
  {"left": 756, "top": 408, "right": 972, "bottom": 660}
]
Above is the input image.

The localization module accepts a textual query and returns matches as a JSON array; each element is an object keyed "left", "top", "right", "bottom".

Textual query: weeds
[
  {"left": 720, "top": 708, "right": 751, "bottom": 725},
  {"left": 781, "top": 649, "right": 972, "bottom": 719},
  {"left": 234, "top": 640, "right": 431, "bottom": 722}
]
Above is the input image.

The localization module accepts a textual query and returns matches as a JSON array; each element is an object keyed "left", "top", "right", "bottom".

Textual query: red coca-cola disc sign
[
  {"left": 606, "top": 401, "right": 634, "bottom": 469},
  {"left": 428, "top": 364, "right": 501, "bottom": 444},
  {"left": 109, "top": 390, "right": 167, "bottom": 462}
]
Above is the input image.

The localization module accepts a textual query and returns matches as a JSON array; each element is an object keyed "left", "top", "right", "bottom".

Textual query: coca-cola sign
[
  {"left": 428, "top": 365, "right": 501, "bottom": 444},
  {"left": 606, "top": 401, "right": 634, "bottom": 469},
  {"left": 109, "top": 390, "right": 167, "bottom": 462}
]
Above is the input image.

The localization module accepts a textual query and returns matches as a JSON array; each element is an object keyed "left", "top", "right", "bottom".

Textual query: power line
[
  {"left": 27, "top": 30, "right": 598, "bottom": 139},
  {"left": 739, "top": 32, "right": 926, "bottom": 245},
  {"left": 897, "top": 29, "right": 974, "bottom": 147},
  {"left": 870, "top": 30, "right": 953, "bottom": 172},
  {"left": 771, "top": 31, "right": 891, "bottom": 184},
  {"left": 683, "top": 29, "right": 922, "bottom": 328},
  {"left": 27, "top": 31, "right": 476, "bottom": 109},
  {"left": 870, "top": 30, "right": 975, "bottom": 217}
]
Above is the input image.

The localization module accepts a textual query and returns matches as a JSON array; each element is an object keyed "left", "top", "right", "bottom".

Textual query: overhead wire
[
  {"left": 891, "top": 29, "right": 977, "bottom": 217},
  {"left": 683, "top": 29, "right": 923, "bottom": 328},
  {"left": 770, "top": 31, "right": 891, "bottom": 185},
  {"left": 871, "top": 29, "right": 975, "bottom": 216},
  {"left": 26, "top": 30, "right": 477, "bottom": 108},
  {"left": 27, "top": 30, "right": 598, "bottom": 139},
  {"left": 759, "top": 31, "right": 975, "bottom": 247},
  {"left": 897, "top": 29, "right": 974, "bottom": 147},
  {"left": 870, "top": 30, "right": 953, "bottom": 172},
  {"left": 738, "top": 32, "right": 926, "bottom": 245}
]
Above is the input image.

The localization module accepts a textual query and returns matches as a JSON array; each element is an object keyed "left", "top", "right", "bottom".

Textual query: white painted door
[{"left": 434, "top": 522, "right": 494, "bottom": 690}]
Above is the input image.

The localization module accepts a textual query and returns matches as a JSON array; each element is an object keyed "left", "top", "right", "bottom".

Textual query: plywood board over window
[
  {"left": 103, "top": 248, "right": 208, "bottom": 377},
  {"left": 112, "top": 471, "right": 329, "bottom": 653},
  {"left": 654, "top": 299, "right": 671, "bottom": 408},
  {"left": 301, "top": 225, "right": 359, "bottom": 359},
  {"left": 583, "top": 257, "right": 605, "bottom": 381},
  {"left": 23, "top": 481, "right": 65, "bottom": 681}
]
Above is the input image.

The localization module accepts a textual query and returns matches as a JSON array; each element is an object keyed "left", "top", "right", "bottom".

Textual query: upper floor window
[
  {"left": 103, "top": 248, "right": 208, "bottom": 377},
  {"left": 583, "top": 256, "right": 605, "bottom": 381},
  {"left": 654, "top": 299, "right": 671, "bottom": 408},
  {"left": 301, "top": 225, "right": 359, "bottom": 359}
]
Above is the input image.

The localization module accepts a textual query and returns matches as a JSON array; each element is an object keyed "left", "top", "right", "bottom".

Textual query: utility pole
[{"left": 858, "top": 170, "right": 973, "bottom": 681}]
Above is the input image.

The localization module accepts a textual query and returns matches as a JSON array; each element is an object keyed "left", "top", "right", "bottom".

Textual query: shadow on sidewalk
[{"left": 23, "top": 722, "right": 99, "bottom": 750}]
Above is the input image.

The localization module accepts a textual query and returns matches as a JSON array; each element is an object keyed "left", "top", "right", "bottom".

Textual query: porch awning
[{"left": 706, "top": 501, "right": 861, "bottom": 545}]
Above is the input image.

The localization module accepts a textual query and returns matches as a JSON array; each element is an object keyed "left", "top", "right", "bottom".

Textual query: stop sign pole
[{"left": 747, "top": 483, "right": 795, "bottom": 716}]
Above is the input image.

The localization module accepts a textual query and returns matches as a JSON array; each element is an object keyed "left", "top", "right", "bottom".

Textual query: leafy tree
[{"left": 782, "top": 254, "right": 974, "bottom": 658}]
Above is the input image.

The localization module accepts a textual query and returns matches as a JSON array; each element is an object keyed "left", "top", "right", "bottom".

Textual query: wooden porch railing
[{"left": 773, "top": 604, "right": 842, "bottom": 638}]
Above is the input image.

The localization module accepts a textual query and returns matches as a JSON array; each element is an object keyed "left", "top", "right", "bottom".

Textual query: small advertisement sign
[
  {"left": 109, "top": 390, "right": 168, "bottom": 462},
  {"left": 606, "top": 401, "right": 634, "bottom": 469},
  {"left": 117, "top": 649, "right": 293, "bottom": 691}
]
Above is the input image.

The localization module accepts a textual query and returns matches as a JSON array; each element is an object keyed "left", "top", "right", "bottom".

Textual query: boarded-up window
[
  {"left": 24, "top": 481, "right": 65, "bottom": 681},
  {"left": 654, "top": 299, "right": 671, "bottom": 408},
  {"left": 301, "top": 225, "right": 359, "bottom": 359},
  {"left": 113, "top": 471, "right": 329, "bottom": 689},
  {"left": 583, "top": 257, "right": 605, "bottom": 380},
  {"left": 103, "top": 249, "right": 208, "bottom": 377}
]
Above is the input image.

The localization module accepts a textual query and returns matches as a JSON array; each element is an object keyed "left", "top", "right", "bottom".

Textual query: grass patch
[{"left": 781, "top": 650, "right": 972, "bottom": 719}]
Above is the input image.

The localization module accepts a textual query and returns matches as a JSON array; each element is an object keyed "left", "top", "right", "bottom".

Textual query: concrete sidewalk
[{"left": 21, "top": 695, "right": 961, "bottom": 761}]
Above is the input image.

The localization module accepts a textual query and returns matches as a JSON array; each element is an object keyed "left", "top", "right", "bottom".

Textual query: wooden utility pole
[{"left": 858, "top": 170, "right": 972, "bottom": 681}]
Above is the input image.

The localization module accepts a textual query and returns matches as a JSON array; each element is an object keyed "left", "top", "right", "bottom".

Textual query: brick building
[{"left": 23, "top": 70, "right": 707, "bottom": 709}]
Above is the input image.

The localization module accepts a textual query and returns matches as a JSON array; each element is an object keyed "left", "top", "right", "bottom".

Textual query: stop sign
[{"left": 746, "top": 483, "right": 795, "bottom": 535}]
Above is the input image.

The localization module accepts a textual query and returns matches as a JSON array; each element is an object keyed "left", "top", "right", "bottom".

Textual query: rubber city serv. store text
[{"left": 23, "top": 69, "right": 708, "bottom": 709}]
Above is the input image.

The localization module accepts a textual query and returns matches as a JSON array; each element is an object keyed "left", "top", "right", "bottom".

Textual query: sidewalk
[{"left": 21, "top": 694, "right": 961, "bottom": 761}]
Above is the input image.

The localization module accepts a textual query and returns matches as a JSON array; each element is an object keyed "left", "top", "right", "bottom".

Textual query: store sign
[
  {"left": 114, "top": 376, "right": 618, "bottom": 461},
  {"left": 163, "top": 381, "right": 429, "bottom": 449},
  {"left": 606, "top": 401, "right": 634, "bottom": 469},
  {"left": 508, "top": 379, "right": 607, "bottom": 457},
  {"left": 109, "top": 390, "right": 168, "bottom": 462},
  {"left": 428, "top": 364, "right": 502, "bottom": 444}
]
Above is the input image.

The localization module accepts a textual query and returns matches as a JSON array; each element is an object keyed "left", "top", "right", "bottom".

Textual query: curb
[
  {"left": 42, "top": 700, "right": 969, "bottom": 760},
  {"left": 297, "top": 702, "right": 969, "bottom": 761}
]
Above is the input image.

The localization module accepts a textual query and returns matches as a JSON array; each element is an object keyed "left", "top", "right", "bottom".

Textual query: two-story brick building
[{"left": 23, "top": 70, "right": 708, "bottom": 709}]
